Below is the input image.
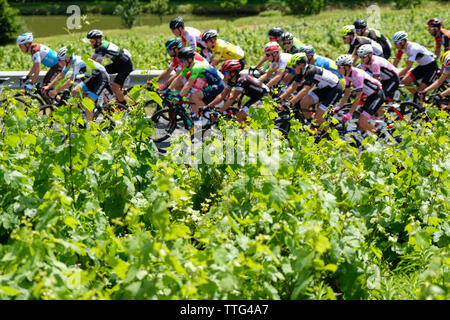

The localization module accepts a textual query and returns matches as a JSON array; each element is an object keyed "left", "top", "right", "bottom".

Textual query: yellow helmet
[
  {"left": 440, "top": 50, "right": 450, "bottom": 66},
  {"left": 341, "top": 25, "right": 355, "bottom": 37},
  {"left": 287, "top": 52, "right": 307, "bottom": 70}
]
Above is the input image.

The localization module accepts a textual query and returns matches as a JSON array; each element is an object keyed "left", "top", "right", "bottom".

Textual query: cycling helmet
[
  {"left": 281, "top": 32, "right": 294, "bottom": 42},
  {"left": 268, "top": 27, "right": 284, "bottom": 38},
  {"left": 57, "top": 46, "right": 72, "bottom": 60},
  {"left": 170, "top": 16, "right": 184, "bottom": 30},
  {"left": 354, "top": 19, "right": 367, "bottom": 30},
  {"left": 165, "top": 37, "right": 182, "bottom": 51},
  {"left": 16, "top": 33, "right": 33, "bottom": 45},
  {"left": 220, "top": 59, "right": 243, "bottom": 73},
  {"left": 392, "top": 31, "right": 408, "bottom": 44},
  {"left": 356, "top": 44, "right": 373, "bottom": 58},
  {"left": 287, "top": 52, "right": 308, "bottom": 70},
  {"left": 202, "top": 29, "right": 218, "bottom": 42},
  {"left": 264, "top": 41, "right": 281, "bottom": 54},
  {"left": 87, "top": 29, "right": 103, "bottom": 39},
  {"left": 427, "top": 17, "right": 442, "bottom": 29},
  {"left": 341, "top": 25, "right": 355, "bottom": 37},
  {"left": 299, "top": 45, "right": 315, "bottom": 56},
  {"left": 335, "top": 54, "right": 353, "bottom": 66},
  {"left": 178, "top": 46, "right": 196, "bottom": 61}
]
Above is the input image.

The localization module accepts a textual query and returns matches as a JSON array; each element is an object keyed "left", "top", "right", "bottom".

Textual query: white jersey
[
  {"left": 182, "top": 26, "right": 207, "bottom": 50},
  {"left": 403, "top": 42, "right": 435, "bottom": 66},
  {"left": 269, "top": 53, "right": 292, "bottom": 72}
]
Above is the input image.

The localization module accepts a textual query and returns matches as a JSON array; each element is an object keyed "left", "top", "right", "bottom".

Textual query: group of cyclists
[{"left": 15, "top": 15, "right": 450, "bottom": 137}]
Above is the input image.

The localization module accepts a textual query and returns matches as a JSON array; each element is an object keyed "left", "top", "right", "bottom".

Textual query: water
[{"left": 18, "top": 14, "right": 222, "bottom": 38}]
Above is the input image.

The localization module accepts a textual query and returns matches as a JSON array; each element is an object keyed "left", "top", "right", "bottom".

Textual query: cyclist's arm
[
  {"left": 44, "top": 72, "right": 64, "bottom": 90},
  {"left": 279, "top": 81, "right": 298, "bottom": 101},
  {"left": 255, "top": 55, "right": 268, "bottom": 69},
  {"left": 258, "top": 68, "right": 273, "bottom": 83},
  {"left": 393, "top": 50, "right": 403, "bottom": 67},
  {"left": 220, "top": 89, "right": 241, "bottom": 111},
  {"left": 207, "top": 87, "right": 231, "bottom": 108},
  {"left": 422, "top": 73, "right": 447, "bottom": 93},
  {"left": 349, "top": 90, "right": 363, "bottom": 114},
  {"left": 281, "top": 72, "right": 294, "bottom": 85},
  {"left": 210, "top": 58, "right": 219, "bottom": 67},
  {"left": 157, "top": 66, "right": 175, "bottom": 82},
  {"left": 53, "top": 75, "right": 76, "bottom": 95},
  {"left": 166, "top": 69, "right": 182, "bottom": 87},
  {"left": 290, "top": 85, "right": 312, "bottom": 105},
  {"left": 398, "top": 60, "right": 414, "bottom": 77},
  {"left": 441, "top": 86, "right": 450, "bottom": 98},
  {"left": 266, "top": 70, "right": 283, "bottom": 88},
  {"left": 338, "top": 87, "right": 352, "bottom": 109},
  {"left": 29, "top": 62, "right": 41, "bottom": 84},
  {"left": 180, "top": 77, "right": 196, "bottom": 97}
]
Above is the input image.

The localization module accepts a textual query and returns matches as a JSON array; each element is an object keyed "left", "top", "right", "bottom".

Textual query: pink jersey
[
  {"left": 360, "top": 55, "right": 399, "bottom": 81},
  {"left": 345, "top": 67, "right": 382, "bottom": 96},
  {"left": 169, "top": 52, "right": 205, "bottom": 71}
]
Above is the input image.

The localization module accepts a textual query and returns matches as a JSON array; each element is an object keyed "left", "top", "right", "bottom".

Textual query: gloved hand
[
  {"left": 25, "top": 82, "right": 35, "bottom": 92},
  {"left": 342, "top": 113, "right": 352, "bottom": 121}
]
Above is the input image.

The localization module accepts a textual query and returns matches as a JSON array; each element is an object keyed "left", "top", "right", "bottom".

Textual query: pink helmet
[{"left": 264, "top": 41, "right": 281, "bottom": 54}]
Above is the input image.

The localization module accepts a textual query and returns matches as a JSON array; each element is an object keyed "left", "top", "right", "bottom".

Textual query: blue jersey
[{"left": 312, "top": 55, "right": 342, "bottom": 79}]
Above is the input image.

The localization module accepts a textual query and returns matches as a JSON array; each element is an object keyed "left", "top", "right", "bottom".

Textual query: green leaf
[
  {"left": 0, "top": 286, "right": 21, "bottom": 296},
  {"left": 114, "top": 259, "right": 129, "bottom": 281},
  {"left": 82, "top": 97, "right": 95, "bottom": 112}
]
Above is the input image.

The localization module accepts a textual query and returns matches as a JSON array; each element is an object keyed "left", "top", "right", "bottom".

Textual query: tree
[
  {"left": 114, "top": 0, "right": 142, "bottom": 29},
  {"left": 220, "top": 0, "right": 248, "bottom": 15},
  {"left": 148, "top": 0, "right": 171, "bottom": 25},
  {"left": 284, "top": 0, "right": 324, "bottom": 15},
  {"left": 0, "top": 0, "right": 22, "bottom": 46}
]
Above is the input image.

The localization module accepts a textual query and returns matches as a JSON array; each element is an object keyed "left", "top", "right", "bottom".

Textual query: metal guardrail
[{"left": 0, "top": 70, "right": 164, "bottom": 89}]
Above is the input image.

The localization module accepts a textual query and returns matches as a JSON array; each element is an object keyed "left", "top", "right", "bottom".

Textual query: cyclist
[
  {"left": 341, "top": 25, "right": 384, "bottom": 64},
  {"left": 297, "top": 45, "right": 342, "bottom": 79},
  {"left": 44, "top": 47, "right": 87, "bottom": 101},
  {"left": 206, "top": 60, "right": 269, "bottom": 123},
  {"left": 16, "top": 33, "right": 62, "bottom": 95},
  {"left": 252, "top": 27, "right": 285, "bottom": 70},
  {"left": 257, "top": 42, "right": 293, "bottom": 88},
  {"left": 280, "top": 53, "right": 343, "bottom": 129},
  {"left": 280, "top": 32, "right": 304, "bottom": 54},
  {"left": 201, "top": 29, "right": 245, "bottom": 68},
  {"left": 87, "top": 29, "right": 133, "bottom": 107},
  {"left": 357, "top": 44, "right": 400, "bottom": 100},
  {"left": 427, "top": 18, "right": 450, "bottom": 59},
  {"left": 171, "top": 47, "right": 225, "bottom": 126},
  {"left": 392, "top": 30, "right": 439, "bottom": 104},
  {"left": 354, "top": 18, "right": 392, "bottom": 59},
  {"left": 71, "top": 57, "right": 110, "bottom": 122},
  {"left": 169, "top": 16, "right": 207, "bottom": 54},
  {"left": 154, "top": 37, "right": 205, "bottom": 91},
  {"left": 418, "top": 51, "right": 450, "bottom": 110},
  {"left": 335, "top": 54, "right": 385, "bottom": 135}
]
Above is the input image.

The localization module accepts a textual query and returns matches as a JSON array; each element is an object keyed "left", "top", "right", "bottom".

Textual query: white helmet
[
  {"left": 357, "top": 44, "right": 373, "bottom": 58},
  {"left": 335, "top": 54, "right": 353, "bottom": 66},
  {"left": 392, "top": 31, "right": 408, "bottom": 45},
  {"left": 17, "top": 33, "right": 33, "bottom": 45},
  {"left": 57, "top": 46, "right": 71, "bottom": 60}
]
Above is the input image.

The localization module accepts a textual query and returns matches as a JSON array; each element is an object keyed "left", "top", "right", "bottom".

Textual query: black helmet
[
  {"left": 202, "top": 29, "right": 218, "bottom": 42},
  {"left": 178, "top": 47, "right": 195, "bottom": 60},
  {"left": 268, "top": 27, "right": 284, "bottom": 37},
  {"left": 87, "top": 29, "right": 103, "bottom": 39},
  {"left": 165, "top": 37, "right": 182, "bottom": 51},
  {"left": 354, "top": 19, "right": 367, "bottom": 30},
  {"left": 170, "top": 16, "right": 184, "bottom": 30}
]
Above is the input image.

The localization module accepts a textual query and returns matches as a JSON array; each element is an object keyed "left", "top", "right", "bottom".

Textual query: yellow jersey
[{"left": 212, "top": 39, "right": 245, "bottom": 62}]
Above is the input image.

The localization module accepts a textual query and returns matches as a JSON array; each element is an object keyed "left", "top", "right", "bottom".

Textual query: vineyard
[{"left": 0, "top": 3, "right": 449, "bottom": 300}]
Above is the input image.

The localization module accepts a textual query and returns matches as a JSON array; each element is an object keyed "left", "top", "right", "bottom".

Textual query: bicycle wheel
[
  {"left": 149, "top": 108, "right": 179, "bottom": 143},
  {"left": 143, "top": 99, "right": 164, "bottom": 118}
]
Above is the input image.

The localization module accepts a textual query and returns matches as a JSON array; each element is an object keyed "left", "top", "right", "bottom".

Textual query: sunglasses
[
  {"left": 179, "top": 58, "right": 186, "bottom": 63},
  {"left": 286, "top": 68, "right": 296, "bottom": 75},
  {"left": 283, "top": 41, "right": 292, "bottom": 45},
  {"left": 221, "top": 71, "right": 229, "bottom": 75},
  {"left": 342, "top": 36, "right": 350, "bottom": 39},
  {"left": 167, "top": 48, "right": 174, "bottom": 53},
  {"left": 89, "top": 39, "right": 97, "bottom": 44}
]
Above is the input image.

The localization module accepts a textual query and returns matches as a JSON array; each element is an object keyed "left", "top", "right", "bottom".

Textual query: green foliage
[
  {"left": 114, "top": 0, "right": 142, "bottom": 29},
  {"left": 147, "top": 0, "right": 171, "bottom": 24},
  {"left": 285, "top": 0, "right": 324, "bottom": 15},
  {"left": 0, "top": 0, "right": 21, "bottom": 46},
  {"left": 220, "top": 0, "right": 249, "bottom": 11},
  {"left": 394, "top": 0, "right": 423, "bottom": 9}
]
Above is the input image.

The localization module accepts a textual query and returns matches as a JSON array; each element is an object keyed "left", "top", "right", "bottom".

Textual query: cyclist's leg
[
  {"left": 358, "top": 89, "right": 385, "bottom": 133},
  {"left": 42, "top": 64, "right": 63, "bottom": 98}
]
